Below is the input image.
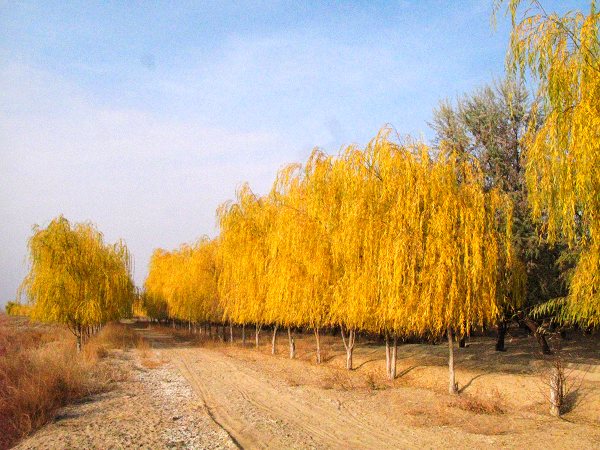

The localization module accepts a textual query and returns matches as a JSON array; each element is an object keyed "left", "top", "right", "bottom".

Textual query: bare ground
[
  {"left": 14, "top": 325, "right": 600, "bottom": 449},
  {"left": 13, "top": 344, "right": 235, "bottom": 450}
]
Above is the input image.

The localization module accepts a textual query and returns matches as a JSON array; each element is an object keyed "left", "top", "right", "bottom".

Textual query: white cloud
[{"left": 0, "top": 62, "right": 291, "bottom": 304}]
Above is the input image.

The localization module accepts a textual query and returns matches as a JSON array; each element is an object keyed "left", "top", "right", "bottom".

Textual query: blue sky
[{"left": 0, "top": 1, "right": 585, "bottom": 306}]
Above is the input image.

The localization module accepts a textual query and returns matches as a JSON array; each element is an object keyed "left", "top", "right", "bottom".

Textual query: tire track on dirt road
[
  {"left": 173, "top": 351, "right": 247, "bottom": 449},
  {"left": 170, "top": 346, "right": 412, "bottom": 449},
  {"left": 206, "top": 350, "right": 409, "bottom": 447},
  {"left": 140, "top": 327, "right": 410, "bottom": 448}
]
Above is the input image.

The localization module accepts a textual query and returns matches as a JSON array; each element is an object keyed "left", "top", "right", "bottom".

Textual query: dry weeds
[
  {"left": 447, "top": 388, "right": 505, "bottom": 415},
  {"left": 94, "top": 322, "right": 143, "bottom": 350},
  {"left": 0, "top": 316, "right": 137, "bottom": 449}
]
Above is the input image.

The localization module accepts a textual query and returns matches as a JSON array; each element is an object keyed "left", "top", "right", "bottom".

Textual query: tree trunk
[
  {"left": 495, "top": 320, "right": 508, "bottom": 352},
  {"left": 458, "top": 335, "right": 466, "bottom": 348},
  {"left": 341, "top": 327, "right": 355, "bottom": 370},
  {"left": 229, "top": 322, "right": 234, "bottom": 343},
  {"left": 549, "top": 363, "right": 564, "bottom": 417},
  {"left": 242, "top": 324, "right": 246, "bottom": 345},
  {"left": 255, "top": 324, "right": 262, "bottom": 348},
  {"left": 390, "top": 334, "right": 397, "bottom": 380},
  {"left": 314, "top": 327, "right": 322, "bottom": 364},
  {"left": 448, "top": 327, "right": 458, "bottom": 394},
  {"left": 385, "top": 333, "right": 391, "bottom": 378},
  {"left": 271, "top": 325, "right": 278, "bottom": 355},
  {"left": 522, "top": 317, "right": 552, "bottom": 355},
  {"left": 76, "top": 325, "right": 82, "bottom": 353},
  {"left": 288, "top": 327, "right": 295, "bottom": 359}
]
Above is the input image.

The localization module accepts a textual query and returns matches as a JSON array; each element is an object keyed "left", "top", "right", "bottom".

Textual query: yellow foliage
[
  {"left": 504, "top": 1, "right": 599, "bottom": 326},
  {"left": 217, "top": 185, "right": 272, "bottom": 326},
  {"left": 5, "top": 301, "right": 32, "bottom": 317},
  {"left": 212, "top": 129, "right": 517, "bottom": 337},
  {"left": 19, "top": 216, "right": 135, "bottom": 331},
  {"left": 145, "top": 237, "right": 221, "bottom": 324}
]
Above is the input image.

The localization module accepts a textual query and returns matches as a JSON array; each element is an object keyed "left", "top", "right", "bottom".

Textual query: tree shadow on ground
[{"left": 458, "top": 372, "right": 489, "bottom": 393}]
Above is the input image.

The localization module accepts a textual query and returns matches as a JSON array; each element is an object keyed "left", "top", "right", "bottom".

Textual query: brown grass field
[{"left": 0, "top": 315, "right": 138, "bottom": 449}]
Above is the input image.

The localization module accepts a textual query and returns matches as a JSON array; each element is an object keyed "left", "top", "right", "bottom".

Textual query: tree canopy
[
  {"left": 19, "top": 216, "right": 135, "bottom": 344},
  {"left": 503, "top": 0, "right": 599, "bottom": 326}
]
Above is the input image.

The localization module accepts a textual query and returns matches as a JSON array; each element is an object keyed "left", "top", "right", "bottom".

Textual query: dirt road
[{"left": 138, "top": 327, "right": 600, "bottom": 449}]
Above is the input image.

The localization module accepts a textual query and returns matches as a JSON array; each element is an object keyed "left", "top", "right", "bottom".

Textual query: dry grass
[
  {"left": 0, "top": 315, "right": 91, "bottom": 449},
  {"left": 447, "top": 388, "right": 505, "bottom": 415},
  {"left": 319, "top": 369, "right": 358, "bottom": 390},
  {"left": 140, "top": 358, "right": 165, "bottom": 369},
  {"left": 94, "top": 322, "right": 143, "bottom": 350},
  {"left": 400, "top": 388, "right": 509, "bottom": 436},
  {"left": 134, "top": 338, "right": 166, "bottom": 368},
  {"left": 0, "top": 316, "right": 136, "bottom": 449}
]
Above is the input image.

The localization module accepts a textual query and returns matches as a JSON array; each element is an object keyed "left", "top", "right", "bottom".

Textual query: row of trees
[
  {"left": 144, "top": 237, "right": 220, "bottom": 327},
  {"left": 145, "top": 136, "right": 521, "bottom": 391},
  {"left": 18, "top": 216, "right": 136, "bottom": 351},
  {"left": 143, "top": 2, "right": 598, "bottom": 397}
]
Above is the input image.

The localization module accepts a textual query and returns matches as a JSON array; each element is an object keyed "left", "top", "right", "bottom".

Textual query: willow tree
[
  {"left": 162, "top": 245, "right": 195, "bottom": 327},
  {"left": 323, "top": 145, "right": 383, "bottom": 370},
  {"left": 19, "top": 216, "right": 135, "bottom": 351},
  {"left": 217, "top": 184, "right": 272, "bottom": 346},
  {"left": 431, "top": 79, "right": 555, "bottom": 353},
  {"left": 188, "top": 238, "right": 221, "bottom": 327},
  {"left": 140, "top": 291, "right": 169, "bottom": 322},
  {"left": 408, "top": 156, "right": 517, "bottom": 393},
  {"left": 266, "top": 150, "right": 337, "bottom": 362},
  {"left": 298, "top": 151, "right": 339, "bottom": 363},
  {"left": 145, "top": 248, "right": 175, "bottom": 322},
  {"left": 373, "top": 138, "right": 433, "bottom": 380},
  {"left": 358, "top": 132, "right": 519, "bottom": 382},
  {"left": 264, "top": 164, "right": 305, "bottom": 357},
  {"left": 502, "top": 0, "right": 599, "bottom": 327},
  {"left": 145, "top": 248, "right": 184, "bottom": 326}
]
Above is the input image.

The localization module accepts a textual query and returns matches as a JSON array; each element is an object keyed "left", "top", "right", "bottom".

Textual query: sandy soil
[{"left": 14, "top": 325, "right": 600, "bottom": 449}]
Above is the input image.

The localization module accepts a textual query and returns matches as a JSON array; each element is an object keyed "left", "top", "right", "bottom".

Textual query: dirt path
[
  {"left": 143, "top": 328, "right": 422, "bottom": 448},
  {"left": 171, "top": 346, "right": 408, "bottom": 449},
  {"left": 138, "top": 327, "right": 600, "bottom": 449}
]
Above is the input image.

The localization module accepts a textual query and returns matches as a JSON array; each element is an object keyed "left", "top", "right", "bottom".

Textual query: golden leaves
[
  {"left": 211, "top": 130, "right": 515, "bottom": 337},
  {"left": 506, "top": 1, "right": 599, "bottom": 326},
  {"left": 20, "top": 216, "right": 135, "bottom": 328},
  {"left": 145, "top": 237, "right": 221, "bottom": 323}
]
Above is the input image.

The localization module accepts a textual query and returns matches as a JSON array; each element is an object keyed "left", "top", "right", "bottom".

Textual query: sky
[{"left": 0, "top": 0, "right": 586, "bottom": 307}]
